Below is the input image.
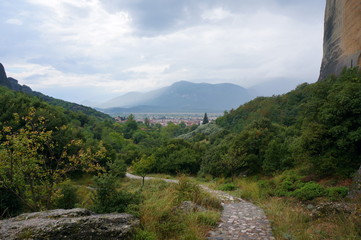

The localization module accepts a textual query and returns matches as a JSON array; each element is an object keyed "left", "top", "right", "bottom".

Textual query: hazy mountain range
[
  {"left": 1, "top": 62, "right": 306, "bottom": 115},
  {"left": 98, "top": 81, "right": 253, "bottom": 114}
]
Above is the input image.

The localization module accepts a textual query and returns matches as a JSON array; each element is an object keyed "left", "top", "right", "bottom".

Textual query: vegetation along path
[{"left": 126, "top": 173, "right": 274, "bottom": 240}]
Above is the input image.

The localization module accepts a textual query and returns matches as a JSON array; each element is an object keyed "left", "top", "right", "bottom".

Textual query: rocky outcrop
[
  {"left": 0, "top": 63, "right": 11, "bottom": 89},
  {"left": 0, "top": 63, "right": 111, "bottom": 119},
  {"left": 0, "top": 208, "right": 139, "bottom": 240},
  {"left": 0, "top": 63, "right": 34, "bottom": 93},
  {"left": 319, "top": 0, "right": 361, "bottom": 81},
  {"left": 308, "top": 202, "right": 361, "bottom": 218}
]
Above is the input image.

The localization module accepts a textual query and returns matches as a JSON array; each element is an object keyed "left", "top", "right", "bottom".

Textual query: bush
[
  {"left": 0, "top": 188, "right": 23, "bottom": 218},
  {"left": 274, "top": 172, "right": 304, "bottom": 197},
  {"left": 134, "top": 229, "right": 157, "bottom": 240},
  {"left": 107, "top": 158, "right": 127, "bottom": 178},
  {"left": 55, "top": 183, "right": 78, "bottom": 209},
  {"left": 292, "top": 182, "right": 325, "bottom": 201},
  {"left": 92, "top": 174, "right": 141, "bottom": 213},
  {"left": 175, "top": 176, "right": 222, "bottom": 210},
  {"left": 326, "top": 186, "right": 348, "bottom": 201},
  {"left": 217, "top": 183, "right": 237, "bottom": 191},
  {"left": 257, "top": 179, "right": 277, "bottom": 197}
]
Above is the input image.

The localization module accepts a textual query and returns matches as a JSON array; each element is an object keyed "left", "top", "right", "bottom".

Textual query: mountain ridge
[
  {"left": 0, "top": 63, "right": 111, "bottom": 119},
  {"left": 99, "top": 80, "right": 253, "bottom": 114}
]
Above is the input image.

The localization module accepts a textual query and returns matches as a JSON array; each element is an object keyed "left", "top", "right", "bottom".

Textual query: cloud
[
  {"left": 6, "top": 18, "right": 23, "bottom": 25},
  {"left": 1, "top": 0, "right": 325, "bottom": 104}
]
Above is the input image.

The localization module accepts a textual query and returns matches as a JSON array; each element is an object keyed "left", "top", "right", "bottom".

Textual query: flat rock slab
[{"left": 0, "top": 208, "right": 139, "bottom": 240}]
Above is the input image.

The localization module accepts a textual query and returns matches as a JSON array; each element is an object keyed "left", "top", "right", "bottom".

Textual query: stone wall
[{"left": 319, "top": 0, "right": 361, "bottom": 81}]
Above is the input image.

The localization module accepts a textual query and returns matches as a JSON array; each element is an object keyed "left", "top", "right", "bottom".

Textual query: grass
[{"left": 118, "top": 177, "right": 221, "bottom": 240}]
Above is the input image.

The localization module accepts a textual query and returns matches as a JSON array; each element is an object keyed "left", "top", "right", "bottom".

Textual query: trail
[{"left": 126, "top": 173, "right": 274, "bottom": 240}]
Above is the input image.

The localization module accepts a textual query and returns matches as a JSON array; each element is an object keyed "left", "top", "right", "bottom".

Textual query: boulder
[
  {"left": 174, "top": 201, "right": 206, "bottom": 213},
  {"left": 0, "top": 208, "right": 139, "bottom": 240}
]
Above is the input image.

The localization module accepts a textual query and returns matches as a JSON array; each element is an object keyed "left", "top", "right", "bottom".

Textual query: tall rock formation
[
  {"left": 0, "top": 63, "right": 12, "bottom": 89},
  {"left": 319, "top": 0, "right": 361, "bottom": 81}
]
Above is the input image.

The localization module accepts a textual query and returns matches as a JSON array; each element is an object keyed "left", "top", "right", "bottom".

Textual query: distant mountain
[
  {"left": 100, "top": 81, "right": 253, "bottom": 114},
  {"left": 0, "top": 63, "right": 110, "bottom": 119},
  {"left": 248, "top": 78, "right": 308, "bottom": 97}
]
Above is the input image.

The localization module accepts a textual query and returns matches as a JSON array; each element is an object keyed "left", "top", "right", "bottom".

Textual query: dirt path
[{"left": 126, "top": 173, "right": 274, "bottom": 240}]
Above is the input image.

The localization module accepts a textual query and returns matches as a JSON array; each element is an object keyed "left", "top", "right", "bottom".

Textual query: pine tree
[{"left": 203, "top": 112, "right": 209, "bottom": 124}]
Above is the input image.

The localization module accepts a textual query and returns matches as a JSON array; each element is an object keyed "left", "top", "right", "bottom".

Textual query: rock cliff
[
  {"left": 0, "top": 208, "right": 139, "bottom": 240},
  {"left": 319, "top": 0, "right": 361, "bottom": 81}
]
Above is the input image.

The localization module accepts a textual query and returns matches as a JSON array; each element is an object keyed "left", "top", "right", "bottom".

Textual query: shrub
[
  {"left": 134, "top": 229, "right": 157, "bottom": 240},
  {"left": 175, "top": 176, "right": 222, "bottom": 210},
  {"left": 292, "top": 182, "right": 325, "bottom": 201},
  {"left": 257, "top": 179, "right": 277, "bottom": 197},
  {"left": 274, "top": 173, "right": 304, "bottom": 197},
  {"left": 55, "top": 183, "right": 78, "bottom": 209},
  {"left": 217, "top": 183, "right": 237, "bottom": 191},
  {"left": 326, "top": 186, "right": 348, "bottom": 201},
  {"left": 0, "top": 188, "right": 23, "bottom": 218},
  {"left": 92, "top": 174, "right": 141, "bottom": 213}
]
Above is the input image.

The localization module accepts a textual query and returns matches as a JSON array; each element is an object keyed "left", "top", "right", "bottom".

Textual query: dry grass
[{"left": 123, "top": 178, "right": 221, "bottom": 240}]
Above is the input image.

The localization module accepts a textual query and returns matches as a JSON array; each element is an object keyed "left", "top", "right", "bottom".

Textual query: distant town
[{"left": 114, "top": 112, "right": 221, "bottom": 126}]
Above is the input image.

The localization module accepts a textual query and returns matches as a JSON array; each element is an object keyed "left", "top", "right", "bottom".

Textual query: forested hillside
[{"left": 129, "top": 68, "right": 361, "bottom": 180}]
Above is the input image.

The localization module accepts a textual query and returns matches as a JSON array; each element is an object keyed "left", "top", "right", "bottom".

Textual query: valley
[{"left": 1, "top": 0, "right": 361, "bottom": 240}]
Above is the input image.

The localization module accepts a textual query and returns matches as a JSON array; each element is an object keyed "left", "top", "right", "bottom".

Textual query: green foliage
[
  {"left": 0, "top": 188, "right": 23, "bottom": 218},
  {"left": 149, "top": 139, "right": 202, "bottom": 175},
  {"left": 107, "top": 157, "right": 127, "bottom": 178},
  {"left": 202, "top": 112, "right": 209, "bottom": 124},
  {"left": 326, "top": 186, "right": 348, "bottom": 201},
  {"left": 274, "top": 173, "right": 304, "bottom": 197},
  {"left": 0, "top": 108, "right": 106, "bottom": 211},
  {"left": 92, "top": 174, "right": 141, "bottom": 213},
  {"left": 55, "top": 183, "right": 78, "bottom": 209},
  {"left": 175, "top": 176, "right": 222, "bottom": 210},
  {"left": 292, "top": 182, "right": 325, "bottom": 201},
  {"left": 263, "top": 139, "right": 292, "bottom": 174},
  {"left": 134, "top": 229, "right": 157, "bottom": 240},
  {"left": 177, "top": 122, "right": 224, "bottom": 141},
  {"left": 204, "top": 68, "right": 361, "bottom": 178},
  {"left": 217, "top": 183, "right": 237, "bottom": 191}
]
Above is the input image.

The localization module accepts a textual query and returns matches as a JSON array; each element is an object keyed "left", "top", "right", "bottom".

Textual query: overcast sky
[{"left": 0, "top": 0, "right": 326, "bottom": 104}]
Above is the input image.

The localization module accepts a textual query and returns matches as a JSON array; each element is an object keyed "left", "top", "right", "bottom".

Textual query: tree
[
  {"left": 0, "top": 108, "right": 105, "bottom": 211},
  {"left": 132, "top": 156, "right": 155, "bottom": 187},
  {"left": 202, "top": 113, "right": 209, "bottom": 124}
]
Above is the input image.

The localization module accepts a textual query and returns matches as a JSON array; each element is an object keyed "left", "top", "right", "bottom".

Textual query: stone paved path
[{"left": 126, "top": 173, "right": 275, "bottom": 240}]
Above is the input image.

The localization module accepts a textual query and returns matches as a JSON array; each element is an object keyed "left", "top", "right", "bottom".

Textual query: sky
[{"left": 0, "top": 0, "right": 326, "bottom": 105}]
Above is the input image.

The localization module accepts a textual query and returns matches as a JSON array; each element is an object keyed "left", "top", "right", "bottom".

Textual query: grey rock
[
  {"left": 319, "top": 0, "right": 361, "bottom": 81},
  {"left": 309, "top": 202, "right": 360, "bottom": 219},
  {"left": 0, "top": 208, "right": 139, "bottom": 240},
  {"left": 175, "top": 201, "right": 206, "bottom": 213},
  {"left": 348, "top": 165, "right": 361, "bottom": 199}
]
